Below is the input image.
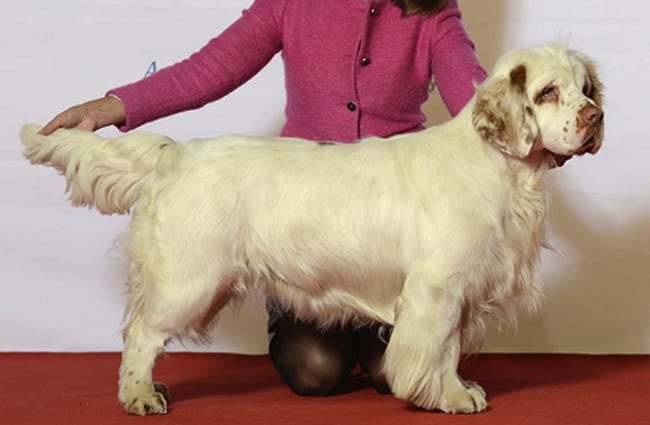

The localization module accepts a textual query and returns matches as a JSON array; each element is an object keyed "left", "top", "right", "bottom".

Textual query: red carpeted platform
[{"left": 1, "top": 353, "right": 648, "bottom": 424}]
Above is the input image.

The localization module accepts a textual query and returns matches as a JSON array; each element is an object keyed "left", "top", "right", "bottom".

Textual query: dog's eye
[{"left": 535, "top": 85, "right": 558, "bottom": 104}]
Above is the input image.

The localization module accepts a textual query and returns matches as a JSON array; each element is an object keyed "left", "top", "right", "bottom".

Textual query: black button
[
  {"left": 369, "top": 7, "right": 378, "bottom": 15},
  {"left": 361, "top": 57, "right": 371, "bottom": 66},
  {"left": 347, "top": 102, "right": 357, "bottom": 111}
]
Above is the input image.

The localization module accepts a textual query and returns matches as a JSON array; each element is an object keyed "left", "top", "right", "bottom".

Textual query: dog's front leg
[{"left": 383, "top": 269, "right": 487, "bottom": 414}]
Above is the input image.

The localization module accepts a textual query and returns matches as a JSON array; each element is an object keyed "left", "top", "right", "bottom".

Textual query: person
[{"left": 40, "top": 0, "right": 487, "bottom": 397}]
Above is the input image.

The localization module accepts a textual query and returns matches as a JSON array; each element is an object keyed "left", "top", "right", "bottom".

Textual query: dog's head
[{"left": 472, "top": 44, "right": 604, "bottom": 160}]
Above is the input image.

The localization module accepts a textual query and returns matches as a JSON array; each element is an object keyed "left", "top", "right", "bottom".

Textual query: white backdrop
[{"left": 2, "top": 0, "right": 649, "bottom": 354}]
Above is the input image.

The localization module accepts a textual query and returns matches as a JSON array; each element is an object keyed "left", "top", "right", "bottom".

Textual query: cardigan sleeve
[
  {"left": 107, "top": 0, "right": 286, "bottom": 131},
  {"left": 428, "top": 0, "right": 487, "bottom": 116}
]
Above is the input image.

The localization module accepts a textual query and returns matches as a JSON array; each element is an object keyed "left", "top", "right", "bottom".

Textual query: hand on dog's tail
[{"left": 20, "top": 124, "right": 174, "bottom": 215}]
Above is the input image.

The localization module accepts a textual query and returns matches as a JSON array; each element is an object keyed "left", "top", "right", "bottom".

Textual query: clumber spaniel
[{"left": 21, "top": 43, "right": 603, "bottom": 415}]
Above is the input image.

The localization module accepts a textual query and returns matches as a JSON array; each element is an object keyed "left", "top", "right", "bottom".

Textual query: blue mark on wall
[{"left": 144, "top": 61, "right": 157, "bottom": 78}]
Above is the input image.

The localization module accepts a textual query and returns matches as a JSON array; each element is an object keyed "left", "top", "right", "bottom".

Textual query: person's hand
[{"left": 38, "top": 96, "right": 126, "bottom": 135}]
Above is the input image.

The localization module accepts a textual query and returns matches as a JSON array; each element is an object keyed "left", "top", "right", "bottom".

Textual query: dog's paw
[
  {"left": 438, "top": 382, "right": 488, "bottom": 414},
  {"left": 120, "top": 383, "right": 169, "bottom": 416},
  {"left": 153, "top": 381, "right": 171, "bottom": 402},
  {"left": 463, "top": 380, "right": 487, "bottom": 398},
  {"left": 124, "top": 391, "right": 167, "bottom": 415}
]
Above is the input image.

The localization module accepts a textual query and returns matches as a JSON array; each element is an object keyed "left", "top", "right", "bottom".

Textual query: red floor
[{"left": 1, "top": 353, "right": 648, "bottom": 425}]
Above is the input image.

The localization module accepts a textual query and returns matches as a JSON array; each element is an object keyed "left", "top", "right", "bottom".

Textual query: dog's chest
[{"left": 469, "top": 171, "right": 547, "bottom": 313}]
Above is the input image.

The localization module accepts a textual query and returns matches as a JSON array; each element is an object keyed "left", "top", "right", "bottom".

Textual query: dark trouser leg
[
  {"left": 269, "top": 315, "right": 358, "bottom": 396},
  {"left": 358, "top": 325, "right": 392, "bottom": 394}
]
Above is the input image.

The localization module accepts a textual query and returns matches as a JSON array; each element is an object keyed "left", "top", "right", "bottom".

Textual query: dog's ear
[
  {"left": 472, "top": 65, "right": 539, "bottom": 158},
  {"left": 581, "top": 54, "right": 604, "bottom": 109},
  {"left": 579, "top": 53, "right": 605, "bottom": 155}
]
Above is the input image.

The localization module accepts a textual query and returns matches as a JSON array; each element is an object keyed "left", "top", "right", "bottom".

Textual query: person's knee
[
  {"left": 269, "top": 325, "right": 356, "bottom": 396},
  {"left": 285, "top": 353, "right": 342, "bottom": 396}
]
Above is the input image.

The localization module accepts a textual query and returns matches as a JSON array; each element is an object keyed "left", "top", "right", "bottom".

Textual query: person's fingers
[
  {"left": 38, "top": 113, "right": 69, "bottom": 135},
  {"left": 38, "top": 104, "right": 90, "bottom": 135}
]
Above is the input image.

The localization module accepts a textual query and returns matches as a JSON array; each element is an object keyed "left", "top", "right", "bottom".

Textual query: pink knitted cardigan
[{"left": 109, "top": 0, "right": 486, "bottom": 142}]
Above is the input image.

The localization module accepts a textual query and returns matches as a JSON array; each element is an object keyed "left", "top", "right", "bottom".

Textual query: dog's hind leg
[
  {"left": 117, "top": 261, "right": 233, "bottom": 415},
  {"left": 118, "top": 313, "right": 171, "bottom": 415},
  {"left": 382, "top": 268, "right": 487, "bottom": 414}
]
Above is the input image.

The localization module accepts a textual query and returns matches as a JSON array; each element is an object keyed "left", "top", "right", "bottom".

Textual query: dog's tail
[{"left": 20, "top": 124, "right": 174, "bottom": 215}]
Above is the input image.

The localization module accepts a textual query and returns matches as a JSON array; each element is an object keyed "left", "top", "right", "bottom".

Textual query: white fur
[{"left": 21, "top": 44, "right": 603, "bottom": 415}]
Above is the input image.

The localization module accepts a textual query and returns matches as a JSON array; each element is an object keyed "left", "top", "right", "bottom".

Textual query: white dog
[{"left": 21, "top": 44, "right": 603, "bottom": 415}]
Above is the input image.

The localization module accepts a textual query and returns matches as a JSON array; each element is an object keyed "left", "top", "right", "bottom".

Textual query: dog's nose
[{"left": 580, "top": 104, "right": 603, "bottom": 126}]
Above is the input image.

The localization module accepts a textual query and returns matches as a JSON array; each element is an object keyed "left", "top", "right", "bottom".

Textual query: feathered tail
[{"left": 20, "top": 124, "right": 174, "bottom": 215}]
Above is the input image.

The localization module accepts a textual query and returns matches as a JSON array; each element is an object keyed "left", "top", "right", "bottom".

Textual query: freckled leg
[
  {"left": 118, "top": 318, "right": 170, "bottom": 415},
  {"left": 115, "top": 241, "right": 233, "bottom": 415}
]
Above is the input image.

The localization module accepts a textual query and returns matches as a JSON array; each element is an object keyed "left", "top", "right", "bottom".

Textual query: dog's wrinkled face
[
  {"left": 472, "top": 44, "right": 604, "bottom": 159},
  {"left": 523, "top": 48, "right": 604, "bottom": 156}
]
